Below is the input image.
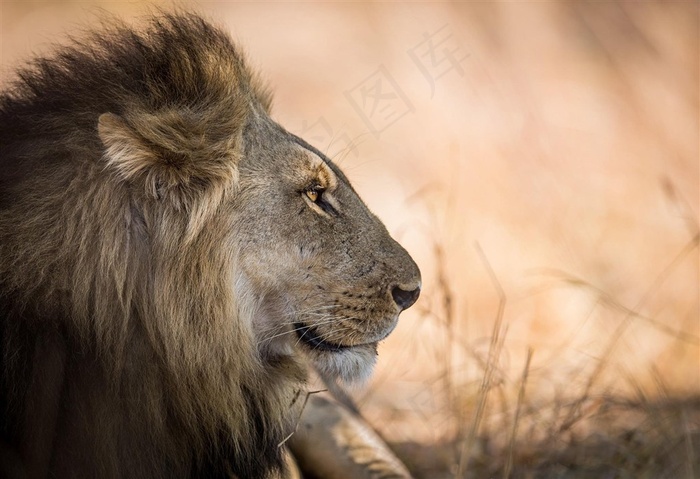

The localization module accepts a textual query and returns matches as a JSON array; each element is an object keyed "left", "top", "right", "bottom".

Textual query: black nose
[{"left": 391, "top": 285, "right": 421, "bottom": 311}]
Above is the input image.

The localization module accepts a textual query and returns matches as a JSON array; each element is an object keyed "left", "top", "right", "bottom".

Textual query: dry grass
[
  {"left": 2, "top": 1, "right": 698, "bottom": 477},
  {"left": 390, "top": 234, "right": 699, "bottom": 478},
  {"left": 394, "top": 396, "right": 700, "bottom": 478},
  {"left": 381, "top": 222, "right": 699, "bottom": 478}
]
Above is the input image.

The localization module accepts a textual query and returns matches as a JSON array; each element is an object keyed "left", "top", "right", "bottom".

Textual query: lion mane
[{"left": 0, "top": 13, "right": 306, "bottom": 479}]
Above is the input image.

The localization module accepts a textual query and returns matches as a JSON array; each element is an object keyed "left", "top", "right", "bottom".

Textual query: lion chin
[
  {"left": 315, "top": 345, "right": 379, "bottom": 384},
  {"left": 290, "top": 319, "right": 399, "bottom": 383},
  {"left": 0, "top": 11, "right": 420, "bottom": 479}
]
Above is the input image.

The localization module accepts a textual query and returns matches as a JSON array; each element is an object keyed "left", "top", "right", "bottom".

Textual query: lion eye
[
  {"left": 302, "top": 185, "right": 337, "bottom": 216},
  {"left": 305, "top": 187, "right": 324, "bottom": 203}
]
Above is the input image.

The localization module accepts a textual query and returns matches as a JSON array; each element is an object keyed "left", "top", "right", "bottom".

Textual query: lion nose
[{"left": 391, "top": 285, "right": 421, "bottom": 311}]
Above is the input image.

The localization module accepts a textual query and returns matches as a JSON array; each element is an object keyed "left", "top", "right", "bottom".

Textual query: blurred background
[{"left": 2, "top": 1, "right": 698, "bottom": 477}]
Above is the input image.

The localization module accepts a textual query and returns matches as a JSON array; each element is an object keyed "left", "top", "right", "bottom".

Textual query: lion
[{"left": 0, "top": 12, "right": 420, "bottom": 479}]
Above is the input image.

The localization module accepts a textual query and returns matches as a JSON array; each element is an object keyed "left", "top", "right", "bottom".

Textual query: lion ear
[{"left": 98, "top": 111, "right": 241, "bottom": 205}]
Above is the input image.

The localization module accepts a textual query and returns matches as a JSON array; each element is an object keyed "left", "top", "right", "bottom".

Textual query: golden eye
[
  {"left": 305, "top": 186, "right": 325, "bottom": 203},
  {"left": 305, "top": 189, "right": 319, "bottom": 203}
]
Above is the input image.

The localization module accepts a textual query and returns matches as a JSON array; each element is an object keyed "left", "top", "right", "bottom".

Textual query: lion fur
[{"left": 0, "top": 13, "right": 303, "bottom": 479}]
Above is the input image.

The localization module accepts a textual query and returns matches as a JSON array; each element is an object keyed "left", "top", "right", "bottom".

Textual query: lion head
[
  {"left": 230, "top": 130, "right": 422, "bottom": 384},
  {"left": 0, "top": 12, "right": 419, "bottom": 478}
]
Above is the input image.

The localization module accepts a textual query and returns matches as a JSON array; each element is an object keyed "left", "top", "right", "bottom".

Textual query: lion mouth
[{"left": 293, "top": 322, "right": 351, "bottom": 353}]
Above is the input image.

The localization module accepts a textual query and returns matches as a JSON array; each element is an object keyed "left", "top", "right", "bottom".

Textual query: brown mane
[{"left": 0, "top": 13, "right": 304, "bottom": 478}]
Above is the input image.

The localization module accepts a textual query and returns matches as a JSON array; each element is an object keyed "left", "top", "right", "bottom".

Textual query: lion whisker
[{"left": 259, "top": 316, "right": 343, "bottom": 344}]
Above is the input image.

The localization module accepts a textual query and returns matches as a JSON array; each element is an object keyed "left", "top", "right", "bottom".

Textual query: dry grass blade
[
  {"left": 503, "top": 348, "right": 533, "bottom": 479},
  {"left": 277, "top": 389, "right": 327, "bottom": 448},
  {"left": 456, "top": 243, "right": 507, "bottom": 477}
]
